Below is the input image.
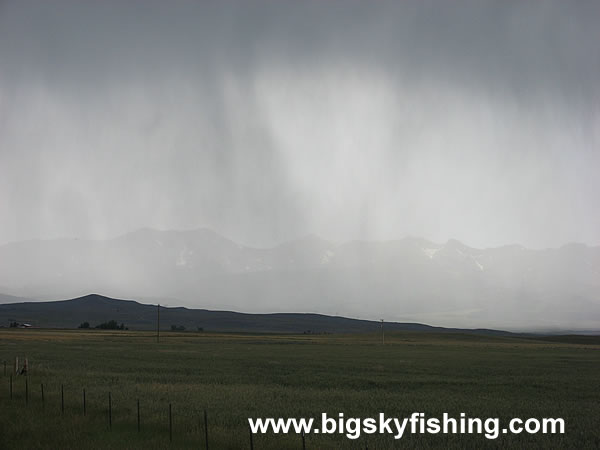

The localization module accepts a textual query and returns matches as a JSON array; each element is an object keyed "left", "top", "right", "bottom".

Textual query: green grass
[{"left": 0, "top": 329, "right": 599, "bottom": 449}]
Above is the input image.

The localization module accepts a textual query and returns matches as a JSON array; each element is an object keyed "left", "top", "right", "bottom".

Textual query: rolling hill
[{"left": 0, "top": 293, "right": 513, "bottom": 334}]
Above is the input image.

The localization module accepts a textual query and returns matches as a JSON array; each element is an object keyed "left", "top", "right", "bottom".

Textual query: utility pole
[
  {"left": 157, "top": 303, "right": 160, "bottom": 343},
  {"left": 381, "top": 319, "right": 384, "bottom": 345}
]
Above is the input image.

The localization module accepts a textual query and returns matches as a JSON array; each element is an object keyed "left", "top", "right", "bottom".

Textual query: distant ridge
[
  {"left": 0, "top": 293, "right": 514, "bottom": 335},
  {"left": 1, "top": 228, "right": 599, "bottom": 330}
]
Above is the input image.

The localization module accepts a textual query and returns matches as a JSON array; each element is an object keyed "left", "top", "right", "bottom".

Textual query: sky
[{"left": 1, "top": 0, "right": 599, "bottom": 249}]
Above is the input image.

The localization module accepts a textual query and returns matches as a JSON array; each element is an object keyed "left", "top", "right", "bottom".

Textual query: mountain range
[{"left": 0, "top": 228, "right": 599, "bottom": 331}]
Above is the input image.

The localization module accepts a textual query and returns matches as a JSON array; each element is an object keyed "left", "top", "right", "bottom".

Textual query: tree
[
  {"left": 95, "top": 320, "right": 124, "bottom": 330},
  {"left": 78, "top": 322, "right": 90, "bottom": 329}
]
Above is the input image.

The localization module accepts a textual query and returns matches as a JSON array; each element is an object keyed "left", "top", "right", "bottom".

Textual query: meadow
[{"left": 0, "top": 329, "right": 599, "bottom": 449}]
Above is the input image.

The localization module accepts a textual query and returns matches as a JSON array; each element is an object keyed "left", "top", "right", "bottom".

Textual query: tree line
[{"left": 78, "top": 320, "right": 127, "bottom": 330}]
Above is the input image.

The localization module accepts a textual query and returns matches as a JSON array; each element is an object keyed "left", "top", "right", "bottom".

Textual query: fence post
[
  {"left": 137, "top": 399, "right": 140, "bottom": 432},
  {"left": 169, "top": 403, "right": 173, "bottom": 443},
  {"left": 25, "top": 376, "right": 28, "bottom": 405},
  {"left": 61, "top": 384, "right": 64, "bottom": 415},
  {"left": 3, "top": 360, "right": 5, "bottom": 376},
  {"left": 83, "top": 389, "right": 86, "bottom": 416},
  {"left": 9, "top": 375, "right": 12, "bottom": 399},
  {"left": 41, "top": 383, "right": 44, "bottom": 407},
  {"left": 108, "top": 392, "right": 112, "bottom": 430},
  {"left": 204, "top": 409, "right": 209, "bottom": 449}
]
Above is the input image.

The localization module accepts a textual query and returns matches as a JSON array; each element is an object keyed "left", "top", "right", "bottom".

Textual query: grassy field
[{"left": 0, "top": 329, "right": 599, "bottom": 449}]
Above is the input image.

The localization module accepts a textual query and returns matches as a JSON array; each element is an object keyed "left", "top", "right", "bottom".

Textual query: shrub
[{"left": 95, "top": 320, "right": 125, "bottom": 330}]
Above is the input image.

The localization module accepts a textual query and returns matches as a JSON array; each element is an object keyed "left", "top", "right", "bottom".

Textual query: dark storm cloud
[{"left": 0, "top": 0, "right": 599, "bottom": 247}]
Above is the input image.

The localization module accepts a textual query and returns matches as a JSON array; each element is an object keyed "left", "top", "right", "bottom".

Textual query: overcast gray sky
[{"left": 1, "top": 0, "right": 599, "bottom": 249}]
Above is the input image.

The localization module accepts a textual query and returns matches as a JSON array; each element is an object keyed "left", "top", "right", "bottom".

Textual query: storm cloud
[{"left": 1, "top": 0, "right": 599, "bottom": 248}]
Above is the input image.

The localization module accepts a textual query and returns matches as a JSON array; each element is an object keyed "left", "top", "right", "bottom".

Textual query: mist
[
  {"left": 1, "top": 1, "right": 600, "bottom": 330},
  {"left": 1, "top": 0, "right": 599, "bottom": 249}
]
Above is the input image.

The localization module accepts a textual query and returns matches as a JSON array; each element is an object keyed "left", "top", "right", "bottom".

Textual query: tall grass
[{"left": 1, "top": 329, "right": 599, "bottom": 449}]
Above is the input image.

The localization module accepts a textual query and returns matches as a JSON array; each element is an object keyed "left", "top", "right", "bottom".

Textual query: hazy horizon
[
  {"left": 1, "top": 226, "right": 599, "bottom": 252},
  {"left": 1, "top": 223, "right": 599, "bottom": 331}
]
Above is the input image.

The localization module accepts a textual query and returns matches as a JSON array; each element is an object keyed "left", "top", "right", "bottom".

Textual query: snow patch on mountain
[
  {"left": 176, "top": 248, "right": 193, "bottom": 267},
  {"left": 321, "top": 250, "right": 335, "bottom": 264},
  {"left": 473, "top": 258, "right": 484, "bottom": 271},
  {"left": 422, "top": 248, "right": 441, "bottom": 259}
]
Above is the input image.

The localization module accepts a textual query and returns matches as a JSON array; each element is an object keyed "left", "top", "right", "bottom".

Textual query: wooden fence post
[
  {"left": 204, "top": 409, "right": 209, "bottom": 449},
  {"left": 169, "top": 403, "right": 173, "bottom": 442}
]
